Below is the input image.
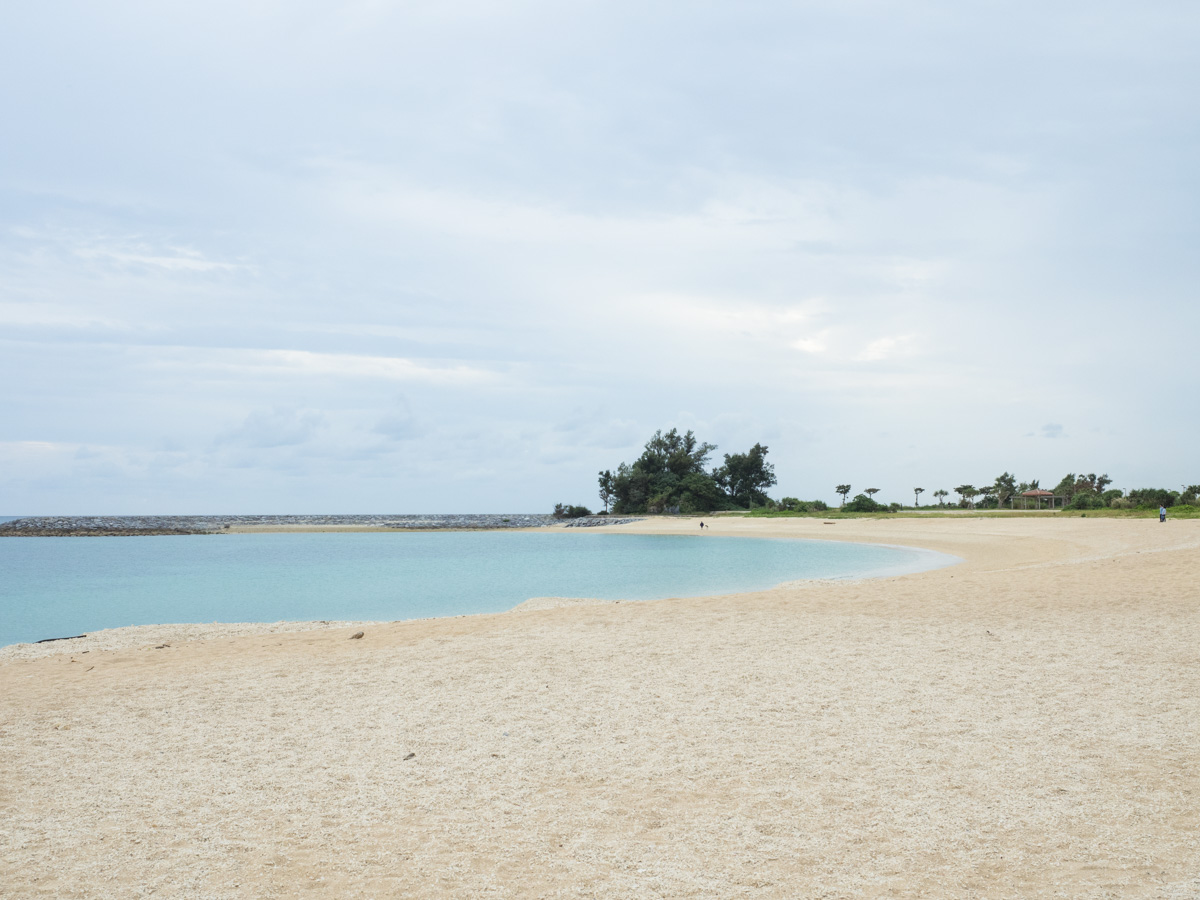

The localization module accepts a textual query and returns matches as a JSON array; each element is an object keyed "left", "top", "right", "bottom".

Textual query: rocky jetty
[
  {"left": 563, "top": 517, "right": 642, "bottom": 527},
  {"left": 0, "top": 514, "right": 642, "bottom": 536}
]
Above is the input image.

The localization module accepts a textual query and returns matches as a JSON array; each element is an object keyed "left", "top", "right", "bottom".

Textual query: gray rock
[{"left": 0, "top": 513, "right": 593, "bottom": 537}]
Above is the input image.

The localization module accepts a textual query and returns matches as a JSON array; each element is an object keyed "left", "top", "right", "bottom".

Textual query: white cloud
[
  {"left": 792, "top": 332, "right": 830, "bottom": 354},
  {"left": 373, "top": 396, "right": 422, "bottom": 440},
  {"left": 145, "top": 348, "right": 500, "bottom": 385},
  {"left": 217, "top": 408, "right": 326, "bottom": 449},
  {"left": 856, "top": 335, "right": 915, "bottom": 362},
  {"left": 74, "top": 244, "right": 243, "bottom": 273},
  {"left": 0, "top": 303, "right": 129, "bottom": 329}
]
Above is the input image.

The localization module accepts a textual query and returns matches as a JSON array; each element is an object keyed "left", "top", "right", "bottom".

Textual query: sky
[{"left": 2, "top": 1, "right": 1198, "bottom": 514}]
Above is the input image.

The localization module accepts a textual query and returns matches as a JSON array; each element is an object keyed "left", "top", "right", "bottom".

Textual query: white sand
[{"left": 1, "top": 516, "right": 1198, "bottom": 898}]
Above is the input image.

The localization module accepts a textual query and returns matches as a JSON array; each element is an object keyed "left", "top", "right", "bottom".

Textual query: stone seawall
[{"left": 0, "top": 514, "right": 643, "bottom": 536}]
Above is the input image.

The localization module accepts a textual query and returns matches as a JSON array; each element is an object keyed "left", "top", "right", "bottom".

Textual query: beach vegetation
[
  {"left": 1048, "top": 472, "right": 1114, "bottom": 505},
  {"left": 843, "top": 493, "right": 886, "bottom": 513},
  {"left": 1125, "top": 487, "right": 1180, "bottom": 508},
  {"left": 553, "top": 503, "right": 592, "bottom": 519},
  {"left": 713, "top": 443, "right": 777, "bottom": 508},
  {"left": 1067, "top": 492, "right": 1106, "bottom": 511},
  {"left": 597, "top": 470, "right": 615, "bottom": 513},
  {"left": 990, "top": 472, "right": 1017, "bottom": 508},
  {"left": 777, "top": 497, "right": 829, "bottom": 512},
  {"left": 599, "top": 444, "right": 1195, "bottom": 519},
  {"left": 604, "top": 428, "right": 779, "bottom": 514}
]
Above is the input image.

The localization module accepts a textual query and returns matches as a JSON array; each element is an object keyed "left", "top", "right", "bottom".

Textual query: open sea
[{"left": 0, "top": 531, "right": 955, "bottom": 647}]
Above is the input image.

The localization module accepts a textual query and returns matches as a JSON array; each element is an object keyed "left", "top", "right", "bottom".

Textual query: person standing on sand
[
  {"left": 1160, "top": 505, "right": 1167, "bottom": 523},
  {"left": 699, "top": 521, "right": 705, "bottom": 530}
]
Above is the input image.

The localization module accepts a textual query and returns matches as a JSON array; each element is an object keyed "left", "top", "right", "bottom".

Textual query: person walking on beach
[
  {"left": 699, "top": 521, "right": 705, "bottom": 530},
  {"left": 1159, "top": 505, "right": 1167, "bottom": 523}
]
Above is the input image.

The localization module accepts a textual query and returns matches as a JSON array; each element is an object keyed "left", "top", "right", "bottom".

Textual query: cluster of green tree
[
  {"left": 778, "top": 497, "right": 829, "bottom": 512},
  {"left": 597, "top": 428, "right": 778, "bottom": 514},
  {"left": 843, "top": 494, "right": 902, "bottom": 513},
  {"left": 830, "top": 485, "right": 902, "bottom": 512},
  {"left": 552, "top": 503, "right": 592, "bottom": 519},
  {"left": 1128, "top": 486, "right": 1199, "bottom": 508}
]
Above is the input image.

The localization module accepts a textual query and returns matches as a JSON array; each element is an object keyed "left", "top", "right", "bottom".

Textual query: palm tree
[
  {"left": 933, "top": 489, "right": 948, "bottom": 506},
  {"left": 835, "top": 484, "right": 852, "bottom": 507},
  {"left": 914, "top": 487, "right": 925, "bottom": 506}
]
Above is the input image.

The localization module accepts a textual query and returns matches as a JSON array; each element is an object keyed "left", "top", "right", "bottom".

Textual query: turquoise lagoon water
[{"left": 0, "top": 532, "right": 955, "bottom": 646}]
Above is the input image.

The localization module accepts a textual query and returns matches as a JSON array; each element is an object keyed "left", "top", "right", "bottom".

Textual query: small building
[{"left": 1019, "top": 489, "right": 1063, "bottom": 509}]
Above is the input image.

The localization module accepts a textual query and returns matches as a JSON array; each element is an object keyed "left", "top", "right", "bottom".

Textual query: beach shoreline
[
  {"left": 0, "top": 538, "right": 962, "bottom": 661},
  {"left": 2, "top": 517, "right": 1198, "bottom": 897}
]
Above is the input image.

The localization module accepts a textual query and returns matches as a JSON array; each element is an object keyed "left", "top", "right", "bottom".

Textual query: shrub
[
  {"left": 1110, "top": 497, "right": 1132, "bottom": 509},
  {"left": 552, "top": 503, "right": 592, "bottom": 519},
  {"left": 843, "top": 493, "right": 885, "bottom": 513},
  {"left": 781, "top": 497, "right": 827, "bottom": 512},
  {"left": 1126, "top": 488, "right": 1178, "bottom": 508}
]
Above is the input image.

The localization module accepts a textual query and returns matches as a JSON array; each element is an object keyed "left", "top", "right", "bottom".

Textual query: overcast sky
[{"left": 2, "top": 1, "right": 1198, "bottom": 514}]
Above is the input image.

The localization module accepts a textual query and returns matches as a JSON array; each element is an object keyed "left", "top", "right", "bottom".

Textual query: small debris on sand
[{"left": 349, "top": 631, "right": 365, "bottom": 640}]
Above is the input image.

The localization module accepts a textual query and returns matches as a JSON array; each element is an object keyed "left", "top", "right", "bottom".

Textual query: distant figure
[
  {"left": 699, "top": 521, "right": 705, "bottom": 530},
  {"left": 1160, "top": 505, "right": 1167, "bottom": 523}
]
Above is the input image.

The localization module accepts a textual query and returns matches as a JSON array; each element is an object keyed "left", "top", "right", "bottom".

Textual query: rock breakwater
[
  {"left": 0, "top": 514, "right": 642, "bottom": 536},
  {"left": 563, "top": 517, "right": 642, "bottom": 527}
]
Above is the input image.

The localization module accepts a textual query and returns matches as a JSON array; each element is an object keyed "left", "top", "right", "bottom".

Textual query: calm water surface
[{"left": 0, "top": 532, "right": 955, "bottom": 646}]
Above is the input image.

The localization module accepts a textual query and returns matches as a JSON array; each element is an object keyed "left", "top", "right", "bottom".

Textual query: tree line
[
  {"left": 555, "top": 431, "right": 1197, "bottom": 516},
  {"left": 830, "top": 473, "right": 1200, "bottom": 512}
]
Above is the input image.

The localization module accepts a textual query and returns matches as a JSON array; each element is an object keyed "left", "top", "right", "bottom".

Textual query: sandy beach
[{"left": 1, "top": 516, "right": 1197, "bottom": 898}]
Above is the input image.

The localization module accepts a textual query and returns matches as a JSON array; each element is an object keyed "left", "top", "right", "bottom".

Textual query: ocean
[{"left": 0, "top": 531, "right": 955, "bottom": 646}]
